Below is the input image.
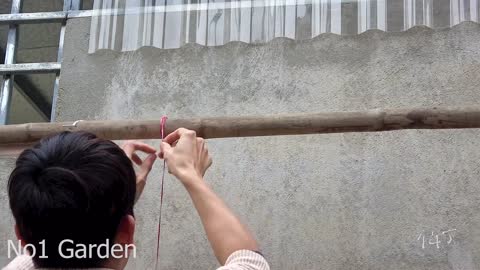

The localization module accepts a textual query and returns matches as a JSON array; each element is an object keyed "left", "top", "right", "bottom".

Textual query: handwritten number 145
[{"left": 417, "top": 229, "right": 456, "bottom": 249}]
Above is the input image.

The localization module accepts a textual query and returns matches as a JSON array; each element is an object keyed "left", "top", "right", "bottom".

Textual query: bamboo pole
[{"left": 1, "top": 106, "right": 480, "bottom": 156}]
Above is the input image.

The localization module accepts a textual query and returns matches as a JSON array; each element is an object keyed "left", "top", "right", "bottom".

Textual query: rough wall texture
[{"left": 2, "top": 17, "right": 480, "bottom": 270}]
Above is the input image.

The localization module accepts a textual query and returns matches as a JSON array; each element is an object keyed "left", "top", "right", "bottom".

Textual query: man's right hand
[
  {"left": 160, "top": 128, "right": 266, "bottom": 268},
  {"left": 159, "top": 128, "right": 212, "bottom": 186}
]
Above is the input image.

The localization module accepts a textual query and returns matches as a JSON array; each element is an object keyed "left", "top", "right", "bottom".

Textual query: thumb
[
  {"left": 140, "top": 153, "right": 157, "bottom": 171},
  {"left": 160, "top": 142, "right": 173, "bottom": 159},
  {"left": 138, "top": 154, "right": 157, "bottom": 181}
]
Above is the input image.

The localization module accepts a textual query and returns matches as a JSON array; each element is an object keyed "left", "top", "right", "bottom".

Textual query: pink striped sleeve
[
  {"left": 217, "top": 250, "right": 270, "bottom": 270},
  {"left": 2, "top": 255, "right": 35, "bottom": 270}
]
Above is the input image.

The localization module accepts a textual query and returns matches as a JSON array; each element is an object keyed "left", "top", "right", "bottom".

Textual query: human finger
[{"left": 163, "top": 128, "right": 196, "bottom": 144}]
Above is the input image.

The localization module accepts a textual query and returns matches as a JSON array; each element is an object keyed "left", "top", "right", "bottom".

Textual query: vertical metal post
[
  {"left": 0, "top": 0, "right": 22, "bottom": 125},
  {"left": 65, "top": 0, "right": 83, "bottom": 11},
  {"left": 52, "top": 0, "right": 80, "bottom": 122}
]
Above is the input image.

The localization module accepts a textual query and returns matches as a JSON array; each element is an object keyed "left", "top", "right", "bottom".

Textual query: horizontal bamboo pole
[{"left": 1, "top": 106, "right": 480, "bottom": 156}]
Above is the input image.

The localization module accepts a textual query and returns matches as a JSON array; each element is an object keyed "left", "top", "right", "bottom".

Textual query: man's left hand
[{"left": 121, "top": 140, "right": 157, "bottom": 203}]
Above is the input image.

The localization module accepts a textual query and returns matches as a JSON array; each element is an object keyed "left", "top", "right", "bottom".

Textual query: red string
[{"left": 155, "top": 116, "right": 168, "bottom": 270}]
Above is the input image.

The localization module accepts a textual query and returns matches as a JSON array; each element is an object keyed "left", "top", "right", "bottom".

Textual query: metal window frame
[
  {"left": 0, "top": 63, "right": 62, "bottom": 74},
  {"left": 0, "top": 10, "right": 92, "bottom": 25},
  {"left": 0, "top": 0, "right": 85, "bottom": 125},
  {"left": 0, "top": 0, "right": 21, "bottom": 125}
]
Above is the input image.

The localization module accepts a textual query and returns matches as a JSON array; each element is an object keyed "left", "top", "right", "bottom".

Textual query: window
[{"left": 0, "top": 0, "right": 85, "bottom": 124}]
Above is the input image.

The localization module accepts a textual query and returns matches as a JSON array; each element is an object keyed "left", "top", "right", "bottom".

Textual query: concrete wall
[{"left": 2, "top": 17, "right": 480, "bottom": 270}]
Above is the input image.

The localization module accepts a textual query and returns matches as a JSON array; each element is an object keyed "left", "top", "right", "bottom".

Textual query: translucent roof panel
[{"left": 89, "top": 0, "right": 480, "bottom": 52}]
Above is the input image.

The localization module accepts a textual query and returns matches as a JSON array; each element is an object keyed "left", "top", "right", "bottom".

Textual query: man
[{"left": 3, "top": 128, "right": 269, "bottom": 270}]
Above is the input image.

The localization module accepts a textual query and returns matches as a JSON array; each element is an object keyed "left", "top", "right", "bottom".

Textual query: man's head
[{"left": 8, "top": 131, "right": 136, "bottom": 268}]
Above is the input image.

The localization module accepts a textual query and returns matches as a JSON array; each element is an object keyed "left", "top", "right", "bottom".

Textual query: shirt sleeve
[
  {"left": 2, "top": 255, "right": 34, "bottom": 270},
  {"left": 216, "top": 250, "right": 270, "bottom": 270}
]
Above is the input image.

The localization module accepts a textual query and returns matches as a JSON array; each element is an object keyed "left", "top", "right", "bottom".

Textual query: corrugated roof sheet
[{"left": 89, "top": 0, "right": 480, "bottom": 52}]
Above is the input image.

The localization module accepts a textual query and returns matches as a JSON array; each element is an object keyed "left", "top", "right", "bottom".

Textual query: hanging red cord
[{"left": 155, "top": 116, "right": 168, "bottom": 270}]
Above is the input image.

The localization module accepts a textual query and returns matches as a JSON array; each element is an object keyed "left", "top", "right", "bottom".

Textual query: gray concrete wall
[{"left": 2, "top": 17, "right": 480, "bottom": 270}]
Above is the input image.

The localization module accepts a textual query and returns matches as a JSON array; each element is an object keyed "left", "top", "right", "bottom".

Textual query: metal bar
[
  {"left": 0, "top": 10, "right": 94, "bottom": 25},
  {"left": 63, "top": 0, "right": 84, "bottom": 11},
  {"left": 70, "top": 0, "right": 84, "bottom": 10},
  {"left": 0, "top": 63, "right": 62, "bottom": 75},
  {"left": 51, "top": 76, "right": 61, "bottom": 122},
  {"left": 51, "top": 30, "right": 65, "bottom": 122},
  {"left": 52, "top": 0, "right": 77, "bottom": 123},
  {"left": 0, "top": 12, "right": 67, "bottom": 25},
  {"left": 63, "top": 0, "right": 72, "bottom": 11},
  {"left": 0, "top": 0, "right": 22, "bottom": 125},
  {"left": 66, "top": 9, "right": 93, "bottom": 18},
  {"left": 0, "top": 78, "right": 12, "bottom": 124}
]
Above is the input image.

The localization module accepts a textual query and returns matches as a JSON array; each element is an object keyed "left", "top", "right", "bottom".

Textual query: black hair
[{"left": 8, "top": 131, "right": 136, "bottom": 268}]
